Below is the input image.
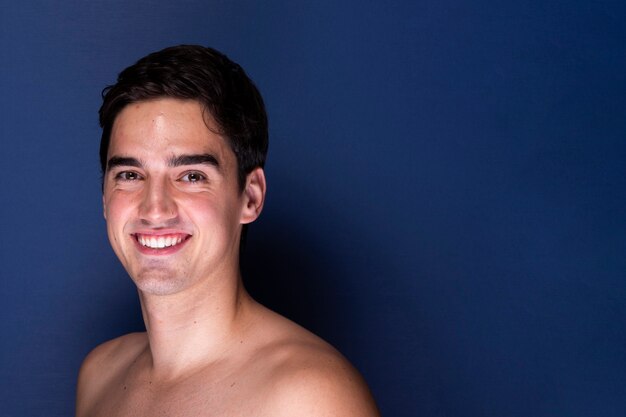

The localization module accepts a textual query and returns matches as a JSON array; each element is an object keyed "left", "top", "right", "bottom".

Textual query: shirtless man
[{"left": 76, "top": 45, "right": 379, "bottom": 416}]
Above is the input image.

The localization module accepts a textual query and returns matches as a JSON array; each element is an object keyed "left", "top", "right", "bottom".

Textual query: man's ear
[
  {"left": 240, "top": 167, "right": 266, "bottom": 224},
  {"left": 102, "top": 194, "right": 107, "bottom": 220}
]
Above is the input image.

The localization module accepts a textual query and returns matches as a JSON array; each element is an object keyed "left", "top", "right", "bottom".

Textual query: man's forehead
[
  {"left": 108, "top": 99, "right": 231, "bottom": 160},
  {"left": 112, "top": 99, "right": 207, "bottom": 129}
]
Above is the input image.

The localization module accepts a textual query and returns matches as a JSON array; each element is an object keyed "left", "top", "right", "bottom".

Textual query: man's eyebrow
[
  {"left": 168, "top": 154, "right": 220, "bottom": 169},
  {"left": 106, "top": 156, "right": 142, "bottom": 171}
]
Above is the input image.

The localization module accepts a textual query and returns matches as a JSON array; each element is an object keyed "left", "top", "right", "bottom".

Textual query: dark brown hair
[{"left": 99, "top": 45, "right": 268, "bottom": 191}]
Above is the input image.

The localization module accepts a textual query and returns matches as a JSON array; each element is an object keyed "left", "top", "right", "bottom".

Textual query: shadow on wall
[
  {"left": 241, "top": 209, "right": 344, "bottom": 338},
  {"left": 239, "top": 183, "right": 402, "bottom": 346}
]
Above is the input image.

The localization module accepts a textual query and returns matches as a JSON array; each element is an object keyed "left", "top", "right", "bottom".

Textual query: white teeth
[{"left": 137, "top": 235, "right": 185, "bottom": 249}]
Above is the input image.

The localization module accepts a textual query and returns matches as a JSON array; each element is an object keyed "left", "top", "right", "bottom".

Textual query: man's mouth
[{"left": 134, "top": 233, "right": 190, "bottom": 249}]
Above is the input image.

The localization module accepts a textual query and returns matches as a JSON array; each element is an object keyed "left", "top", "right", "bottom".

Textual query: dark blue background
[{"left": 1, "top": 1, "right": 625, "bottom": 416}]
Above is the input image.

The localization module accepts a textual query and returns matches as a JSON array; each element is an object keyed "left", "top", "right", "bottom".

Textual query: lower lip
[{"left": 132, "top": 235, "right": 191, "bottom": 255}]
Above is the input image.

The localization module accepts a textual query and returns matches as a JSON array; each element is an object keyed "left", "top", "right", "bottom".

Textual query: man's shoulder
[
  {"left": 80, "top": 332, "right": 147, "bottom": 374},
  {"left": 76, "top": 332, "right": 147, "bottom": 414},
  {"left": 266, "top": 341, "right": 379, "bottom": 416},
  {"left": 246, "top": 309, "right": 380, "bottom": 416}
]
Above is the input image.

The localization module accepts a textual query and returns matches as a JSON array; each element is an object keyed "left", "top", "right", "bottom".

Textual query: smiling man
[{"left": 75, "top": 45, "right": 379, "bottom": 417}]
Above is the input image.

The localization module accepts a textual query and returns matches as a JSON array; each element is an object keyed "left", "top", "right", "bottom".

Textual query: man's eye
[
  {"left": 116, "top": 171, "right": 141, "bottom": 181},
  {"left": 181, "top": 172, "right": 206, "bottom": 183}
]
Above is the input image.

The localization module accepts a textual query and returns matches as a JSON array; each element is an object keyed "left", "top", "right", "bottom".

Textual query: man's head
[
  {"left": 99, "top": 45, "right": 268, "bottom": 191},
  {"left": 100, "top": 46, "right": 268, "bottom": 295},
  {"left": 99, "top": 46, "right": 268, "bottom": 295}
]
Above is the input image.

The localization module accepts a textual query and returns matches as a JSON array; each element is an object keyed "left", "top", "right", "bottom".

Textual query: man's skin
[{"left": 76, "top": 98, "right": 380, "bottom": 416}]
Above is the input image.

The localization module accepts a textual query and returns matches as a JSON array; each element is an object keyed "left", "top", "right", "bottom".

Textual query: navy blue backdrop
[{"left": 1, "top": 1, "right": 625, "bottom": 416}]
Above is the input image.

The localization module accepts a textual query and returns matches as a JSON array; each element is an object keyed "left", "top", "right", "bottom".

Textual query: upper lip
[{"left": 132, "top": 230, "right": 192, "bottom": 236}]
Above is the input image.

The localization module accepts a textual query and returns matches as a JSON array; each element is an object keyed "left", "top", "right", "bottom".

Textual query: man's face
[{"left": 103, "top": 98, "right": 258, "bottom": 295}]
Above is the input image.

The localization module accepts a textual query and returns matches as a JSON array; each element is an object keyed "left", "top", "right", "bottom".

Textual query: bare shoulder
[
  {"left": 266, "top": 343, "right": 380, "bottom": 416},
  {"left": 249, "top": 307, "right": 380, "bottom": 416},
  {"left": 78, "top": 332, "right": 147, "bottom": 381},
  {"left": 76, "top": 332, "right": 147, "bottom": 413}
]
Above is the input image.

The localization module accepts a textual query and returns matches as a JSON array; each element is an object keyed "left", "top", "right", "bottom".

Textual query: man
[{"left": 76, "top": 45, "right": 379, "bottom": 416}]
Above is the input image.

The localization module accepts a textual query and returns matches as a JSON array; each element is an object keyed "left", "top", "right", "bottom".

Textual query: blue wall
[{"left": 1, "top": 1, "right": 625, "bottom": 416}]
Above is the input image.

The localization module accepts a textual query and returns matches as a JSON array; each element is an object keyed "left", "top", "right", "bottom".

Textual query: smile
[{"left": 134, "top": 233, "right": 190, "bottom": 249}]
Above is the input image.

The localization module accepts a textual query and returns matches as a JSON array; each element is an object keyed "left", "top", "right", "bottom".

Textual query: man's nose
[{"left": 138, "top": 178, "right": 178, "bottom": 225}]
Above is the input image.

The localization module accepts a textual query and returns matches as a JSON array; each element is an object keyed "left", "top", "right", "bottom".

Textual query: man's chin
[{"left": 131, "top": 268, "right": 187, "bottom": 296}]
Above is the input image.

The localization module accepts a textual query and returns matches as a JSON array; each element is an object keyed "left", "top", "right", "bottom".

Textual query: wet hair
[{"left": 99, "top": 44, "right": 268, "bottom": 191}]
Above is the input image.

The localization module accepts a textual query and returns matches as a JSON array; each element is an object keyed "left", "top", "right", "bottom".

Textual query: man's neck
[{"left": 137, "top": 274, "right": 254, "bottom": 379}]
